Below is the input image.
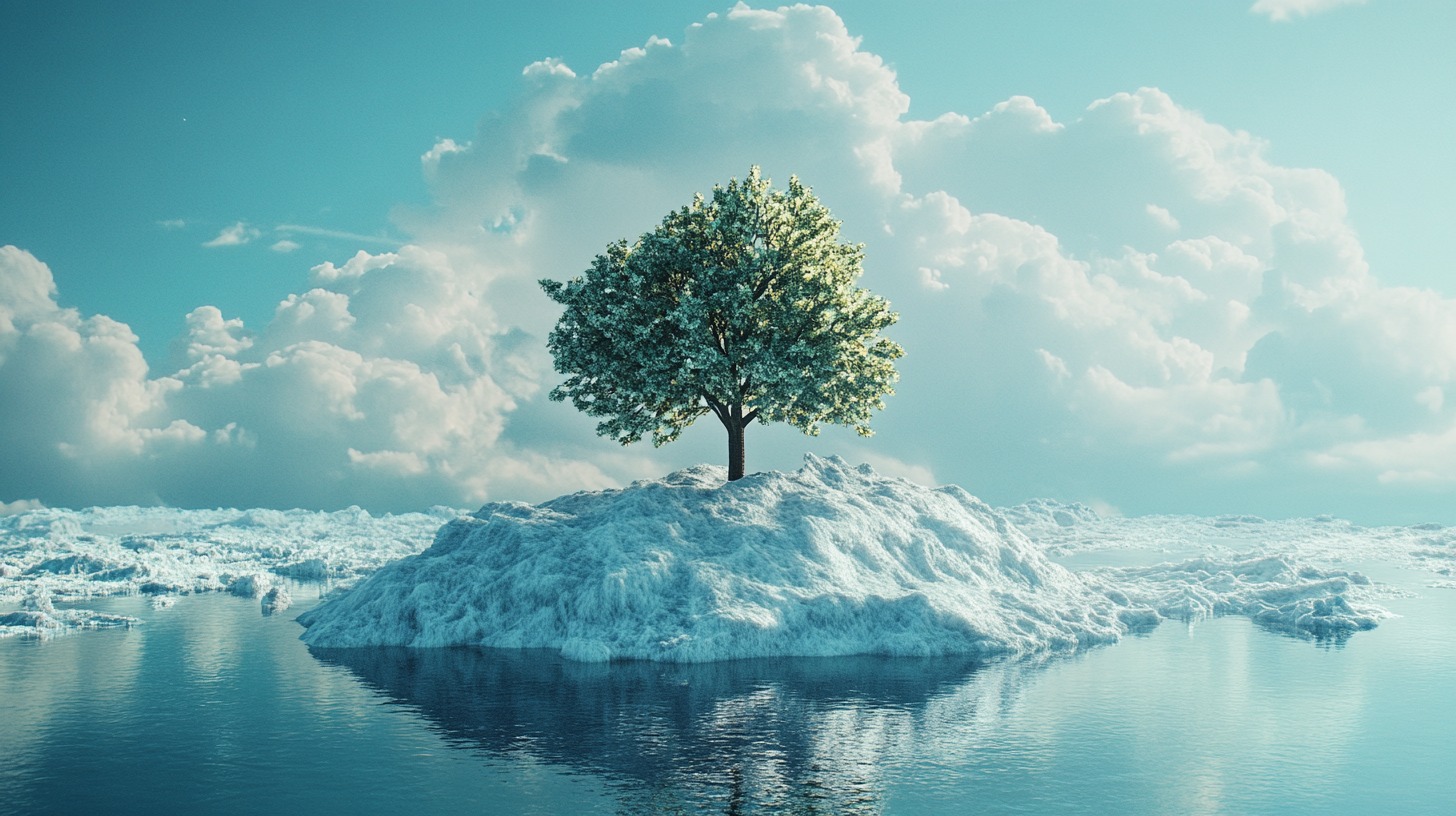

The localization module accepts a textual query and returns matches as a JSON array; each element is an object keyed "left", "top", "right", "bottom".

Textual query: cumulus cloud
[
  {"left": 1251, "top": 0, "right": 1367, "bottom": 22},
  {"left": 390, "top": 4, "right": 1455, "bottom": 519},
  {"left": 1, "top": 4, "right": 1450, "bottom": 520},
  {"left": 202, "top": 221, "right": 260, "bottom": 247},
  {"left": 0, "top": 243, "right": 610, "bottom": 510},
  {"left": 0, "top": 246, "right": 200, "bottom": 505},
  {"left": 872, "top": 84, "right": 1455, "bottom": 515},
  {"left": 1145, "top": 204, "right": 1180, "bottom": 231}
]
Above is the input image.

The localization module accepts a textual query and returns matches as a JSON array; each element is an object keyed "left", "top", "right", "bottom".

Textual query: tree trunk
[{"left": 726, "top": 404, "right": 746, "bottom": 481}]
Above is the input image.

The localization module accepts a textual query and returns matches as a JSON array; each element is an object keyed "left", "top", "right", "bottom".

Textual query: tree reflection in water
[{"left": 309, "top": 646, "right": 1020, "bottom": 814}]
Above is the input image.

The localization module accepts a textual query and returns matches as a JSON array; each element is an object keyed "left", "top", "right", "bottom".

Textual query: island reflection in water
[{"left": 309, "top": 645, "right": 1033, "bottom": 813}]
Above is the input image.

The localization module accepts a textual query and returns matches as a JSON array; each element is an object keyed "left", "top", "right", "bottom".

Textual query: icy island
[
  {"left": 1, "top": 170, "right": 1401, "bottom": 653},
  {"left": 298, "top": 455, "right": 1383, "bottom": 662}
]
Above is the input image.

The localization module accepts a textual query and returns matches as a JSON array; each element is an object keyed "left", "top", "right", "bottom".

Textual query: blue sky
[{"left": 3, "top": 1, "right": 1455, "bottom": 521}]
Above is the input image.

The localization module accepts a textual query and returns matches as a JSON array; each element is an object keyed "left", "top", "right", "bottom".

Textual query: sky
[{"left": 3, "top": 0, "right": 1455, "bottom": 522}]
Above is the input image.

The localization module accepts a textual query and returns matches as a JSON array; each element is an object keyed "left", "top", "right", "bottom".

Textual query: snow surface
[
  {"left": 1011, "top": 501, "right": 1456, "bottom": 582},
  {"left": 297, "top": 456, "right": 1398, "bottom": 661},
  {"left": 5, "top": 456, "right": 1449, "bottom": 654},
  {"left": 0, "top": 505, "right": 451, "bottom": 638}
]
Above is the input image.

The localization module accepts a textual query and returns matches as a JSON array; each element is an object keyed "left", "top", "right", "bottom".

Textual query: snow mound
[
  {"left": 300, "top": 456, "right": 1132, "bottom": 661},
  {"left": 1002, "top": 498, "right": 1102, "bottom": 531}
]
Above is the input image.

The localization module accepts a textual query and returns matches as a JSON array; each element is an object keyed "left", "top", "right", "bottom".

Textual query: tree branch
[{"left": 703, "top": 393, "right": 728, "bottom": 425}]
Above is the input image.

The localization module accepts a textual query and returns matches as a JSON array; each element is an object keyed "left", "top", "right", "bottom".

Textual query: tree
[{"left": 539, "top": 167, "right": 903, "bottom": 481}]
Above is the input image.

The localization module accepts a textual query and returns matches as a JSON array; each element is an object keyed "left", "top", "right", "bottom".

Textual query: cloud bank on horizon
[{"left": 2, "top": 3, "right": 1449, "bottom": 521}]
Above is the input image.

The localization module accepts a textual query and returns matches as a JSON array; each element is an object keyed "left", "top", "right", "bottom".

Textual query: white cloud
[
  {"left": 157, "top": 218, "right": 187, "bottom": 230},
  {"left": 155, "top": 244, "right": 613, "bottom": 508},
  {"left": 1416, "top": 386, "right": 1444, "bottom": 414},
  {"left": 523, "top": 57, "right": 576, "bottom": 80},
  {"left": 1251, "top": 0, "right": 1367, "bottom": 22},
  {"left": 1145, "top": 204, "right": 1180, "bottom": 231},
  {"left": 0, "top": 246, "right": 196, "bottom": 505},
  {"left": 179, "top": 305, "right": 252, "bottom": 362},
  {"left": 202, "top": 221, "right": 260, "bottom": 248},
  {"left": 856, "top": 451, "right": 937, "bottom": 486},
  {"left": 275, "top": 223, "right": 400, "bottom": 247},
  {"left": 1316, "top": 422, "right": 1456, "bottom": 484},
  {"left": 0, "top": 242, "right": 610, "bottom": 510},
  {"left": 410, "top": 10, "right": 1309, "bottom": 508},
  {"left": 917, "top": 267, "right": 949, "bottom": 291},
  {"left": 309, "top": 249, "right": 396, "bottom": 284},
  {"left": 420, "top": 137, "right": 468, "bottom": 167},
  {"left": 870, "top": 80, "right": 1456, "bottom": 514},
  {"left": 270, "top": 239, "right": 301, "bottom": 253},
  {"left": 0, "top": 498, "right": 43, "bottom": 514},
  {"left": 0, "top": 244, "right": 59, "bottom": 330}
]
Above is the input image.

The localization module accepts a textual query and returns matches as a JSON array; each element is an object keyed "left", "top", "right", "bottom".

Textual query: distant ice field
[
  {"left": 5, "top": 456, "right": 1451, "bottom": 660},
  {"left": 0, "top": 505, "right": 453, "bottom": 638}
]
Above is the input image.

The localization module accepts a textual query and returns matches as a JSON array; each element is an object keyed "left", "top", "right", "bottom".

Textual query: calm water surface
[{"left": 2, "top": 565, "right": 1453, "bottom": 815}]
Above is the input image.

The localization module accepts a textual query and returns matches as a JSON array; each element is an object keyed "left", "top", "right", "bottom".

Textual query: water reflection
[
  {"left": 0, "top": 610, "right": 145, "bottom": 772},
  {"left": 309, "top": 647, "right": 995, "bottom": 814}
]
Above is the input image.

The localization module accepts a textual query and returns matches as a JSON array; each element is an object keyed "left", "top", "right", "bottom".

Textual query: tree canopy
[{"left": 540, "top": 166, "right": 903, "bottom": 481}]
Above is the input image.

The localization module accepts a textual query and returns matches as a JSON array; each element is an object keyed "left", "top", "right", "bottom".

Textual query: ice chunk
[
  {"left": 0, "top": 609, "right": 64, "bottom": 637},
  {"left": 261, "top": 585, "right": 292, "bottom": 615},
  {"left": 275, "top": 558, "right": 330, "bottom": 581},
  {"left": 228, "top": 572, "right": 273, "bottom": 598}
]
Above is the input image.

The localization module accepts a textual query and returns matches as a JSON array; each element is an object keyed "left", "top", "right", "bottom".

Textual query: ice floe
[
  {"left": 0, "top": 587, "right": 137, "bottom": 639},
  {"left": 1082, "top": 555, "right": 1386, "bottom": 638},
  {"left": 0, "top": 505, "right": 451, "bottom": 637}
]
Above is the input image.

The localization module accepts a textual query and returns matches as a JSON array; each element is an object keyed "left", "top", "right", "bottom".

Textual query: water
[{"left": 2, "top": 569, "right": 1454, "bottom": 815}]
